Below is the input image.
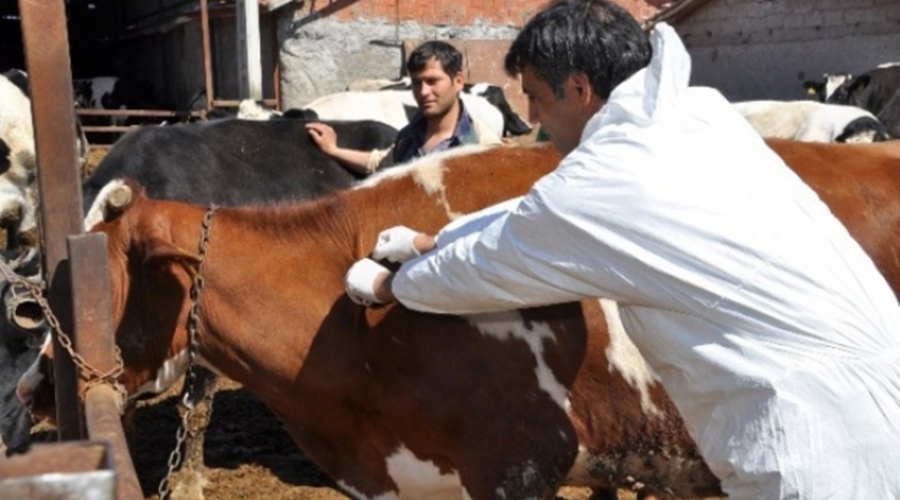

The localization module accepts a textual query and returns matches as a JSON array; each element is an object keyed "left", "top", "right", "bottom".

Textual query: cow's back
[{"left": 82, "top": 118, "right": 398, "bottom": 212}]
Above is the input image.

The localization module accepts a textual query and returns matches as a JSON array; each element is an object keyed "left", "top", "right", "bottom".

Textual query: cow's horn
[{"left": 107, "top": 184, "right": 133, "bottom": 212}]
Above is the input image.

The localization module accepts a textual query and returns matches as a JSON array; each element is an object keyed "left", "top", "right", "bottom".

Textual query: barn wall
[
  {"left": 276, "top": 0, "right": 662, "bottom": 112},
  {"left": 673, "top": 0, "right": 900, "bottom": 101}
]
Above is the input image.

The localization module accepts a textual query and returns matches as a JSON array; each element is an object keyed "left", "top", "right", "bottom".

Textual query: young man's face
[
  {"left": 521, "top": 65, "right": 603, "bottom": 155},
  {"left": 410, "top": 58, "right": 464, "bottom": 119}
]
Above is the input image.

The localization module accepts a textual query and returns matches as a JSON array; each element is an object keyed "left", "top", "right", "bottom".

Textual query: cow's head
[
  {"left": 803, "top": 73, "right": 853, "bottom": 102},
  {"left": 17, "top": 180, "right": 200, "bottom": 420},
  {"left": 464, "top": 83, "right": 532, "bottom": 137},
  {"left": 826, "top": 74, "right": 870, "bottom": 106}
]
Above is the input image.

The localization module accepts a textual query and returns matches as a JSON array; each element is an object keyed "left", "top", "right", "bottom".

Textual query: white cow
[{"left": 732, "top": 100, "right": 890, "bottom": 143}]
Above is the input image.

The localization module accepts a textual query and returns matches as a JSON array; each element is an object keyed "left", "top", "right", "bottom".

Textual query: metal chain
[
  {"left": 0, "top": 255, "right": 128, "bottom": 408},
  {"left": 158, "top": 205, "right": 218, "bottom": 500}
]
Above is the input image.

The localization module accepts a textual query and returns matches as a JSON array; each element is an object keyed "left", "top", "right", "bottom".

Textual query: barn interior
[{"left": 1, "top": 0, "right": 283, "bottom": 121}]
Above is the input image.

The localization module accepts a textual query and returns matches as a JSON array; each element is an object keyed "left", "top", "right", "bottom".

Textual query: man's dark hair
[
  {"left": 505, "top": 0, "right": 652, "bottom": 100},
  {"left": 407, "top": 41, "right": 464, "bottom": 77}
]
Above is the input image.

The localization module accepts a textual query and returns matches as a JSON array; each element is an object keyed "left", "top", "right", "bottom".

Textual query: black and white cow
[
  {"left": 303, "top": 84, "right": 532, "bottom": 138},
  {"left": 732, "top": 100, "right": 890, "bottom": 143},
  {"left": 826, "top": 66, "right": 900, "bottom": 139}
]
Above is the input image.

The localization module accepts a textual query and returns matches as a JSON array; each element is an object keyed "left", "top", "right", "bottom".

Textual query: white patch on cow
[
  {"left": 84, "top": 179, "right": 127, "bottom": 231},
  {"left": 565, "top": 445, "right": 593, "bottom": 484},
  {"left": 130, "top": 348, "right": 224, "bottom": 400},
  {"left": 467, "top": 83, "right": 491, "bottom": 97},
  {"left": 237, "top": 99, "right": 281, "bottom": 120},
  {"left": 599, "top": 299, "right": 660, "bottom": 416},
  {"left": 823, "top": 73, "right": 852, "bottom": 100},
  {"left": 355, "top": 144, "right": 494, "bottom": 220},
  {"left": 467, "top": 311, "right": 568, "bottom": 408},
  {"left": 131, "top": 349, "right": 190, "bottom": 400},
  {"left": 386, "top": 445, "right": 470, "bottom": 499}
]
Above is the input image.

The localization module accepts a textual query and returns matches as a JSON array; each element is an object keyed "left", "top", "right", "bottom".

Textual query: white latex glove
[
  {"left": 345, "top": 258, "right": 391, "bottom": 306},
  {"left": 372, "top": 226, "right": 421, "bottom": 263}
]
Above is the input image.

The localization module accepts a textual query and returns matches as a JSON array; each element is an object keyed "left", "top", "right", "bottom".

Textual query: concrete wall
[{"left": 673, "top": 0, "right": 900, "bottom": 101}]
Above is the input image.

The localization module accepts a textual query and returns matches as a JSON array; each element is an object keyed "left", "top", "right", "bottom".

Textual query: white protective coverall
[{"left": 391, "top": 23, "right": 900, "bottom": 499}]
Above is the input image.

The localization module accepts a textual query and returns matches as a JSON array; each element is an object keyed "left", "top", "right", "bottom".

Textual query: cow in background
[
  {"left": 826, "top": 65, "right": 900, "bottom": 139},
  {"left": 733, "top": 100, "right": 890, "bottom": 143}
]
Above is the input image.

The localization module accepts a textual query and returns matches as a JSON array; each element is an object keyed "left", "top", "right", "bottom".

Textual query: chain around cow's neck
[{"left": 158, "top": 204, "right": 218, "bottom": 500}]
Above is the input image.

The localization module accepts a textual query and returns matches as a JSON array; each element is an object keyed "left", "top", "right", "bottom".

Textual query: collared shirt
[
  {"left": 364, "top": 98, "right": 499, "bottom": 173},
  {"left": 391, "top": 99, "right": 479, "bottom": 164}
]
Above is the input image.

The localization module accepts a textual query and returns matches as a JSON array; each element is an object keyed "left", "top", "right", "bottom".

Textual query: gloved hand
[
  {"left": 372, "top": 226, "right": 422, "bottom": 263},
  {"left": 345, "top": 258, "right": 391, "bottom": 306}
]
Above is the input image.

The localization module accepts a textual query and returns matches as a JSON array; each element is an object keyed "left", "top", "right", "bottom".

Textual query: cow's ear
[{"left": 143, "top": 237, "right": 201, "bottom": 271}]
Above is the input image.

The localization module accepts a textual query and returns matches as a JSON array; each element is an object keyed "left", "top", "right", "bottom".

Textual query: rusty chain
[
  {"left": 158, "top": 205, "right": 218, "bottom": 500},
  {"left": 0, "top": 253, "right": 128, "bottom": 410}
]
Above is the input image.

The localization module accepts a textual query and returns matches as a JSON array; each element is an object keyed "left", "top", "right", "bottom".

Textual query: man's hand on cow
[
  {"left": 345, "top": 258, "right": 396, "bottom": 306},
  {"left": 372, "top": 226, "right": 436, "bottom": 263},
  {"left": 306, "top": 122, "right": 339, "bottom": 155}
]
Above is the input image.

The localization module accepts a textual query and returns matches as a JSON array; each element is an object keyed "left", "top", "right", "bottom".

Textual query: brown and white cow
[{"left": 18, "top": 140, "right": 900, "bottom": 498}]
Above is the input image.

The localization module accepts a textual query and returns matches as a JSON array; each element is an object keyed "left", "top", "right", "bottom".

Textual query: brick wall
[{"left": 670, "top": 0, "right": 900, "bottom": 100}]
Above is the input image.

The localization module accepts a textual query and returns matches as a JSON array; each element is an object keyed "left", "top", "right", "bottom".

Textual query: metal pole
[
  {"left": 69, "top": 219, "right": 143, "bottom": 500},
  {"left": 201, "top": 0, "right": 215, "bottom": 111},
  {"left": 236, "top": 0, "right": 263, "bottom": 100},
  {"left": 18, "top": 0, "right": 85, "bottom": 441}
]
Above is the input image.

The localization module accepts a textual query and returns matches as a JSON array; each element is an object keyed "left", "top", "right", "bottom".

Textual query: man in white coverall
[{"left": 344, "top": 1, "right": 900, "bottom": 498}]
